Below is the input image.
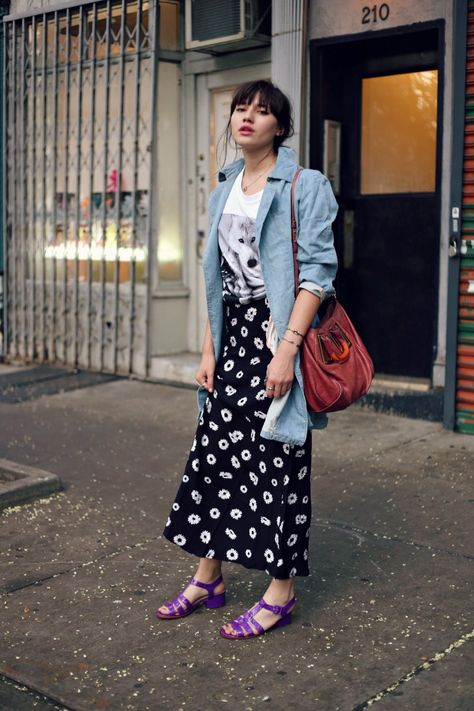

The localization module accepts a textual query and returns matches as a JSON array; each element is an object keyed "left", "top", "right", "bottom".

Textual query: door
[
  {"left": 311, "top": 26, "right": 443, "bottom": 379},
  {"left": 191, "top": 64, "right": 271, "bottom": 352}
]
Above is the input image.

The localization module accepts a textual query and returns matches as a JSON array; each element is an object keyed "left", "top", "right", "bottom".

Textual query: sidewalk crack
[{"left": 351, "top": 629, "right": 474, "bottom": 710}]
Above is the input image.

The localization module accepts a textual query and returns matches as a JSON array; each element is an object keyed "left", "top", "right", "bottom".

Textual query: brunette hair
[{"left": 217, "top": 80, "right": 294, "bottom": 169}]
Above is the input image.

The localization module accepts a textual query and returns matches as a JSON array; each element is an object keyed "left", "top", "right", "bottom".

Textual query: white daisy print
[
  {"left": 172, "top": 503, "right": 180, "bottom": 511},
  {"left": 223, "top": 359, "right": 234, "bottom": 371},
  {"left": 165, "top": 517, "right": 171, "bottom": 527},
  {"left": 250, "top": 357, "right": 260, "bottom": 365},
  {"left": 261, "top": 319, "right": 269, "bottom": 332},
  {"left": 245, "top": 549, "right": 252, "bottom": 558},
  {"left": 287, "top": 534, "right": 298, "bottom": 547},
  {"left": 200, "top": 530, "right": 211, "bottom": 544},
  {"left": 188, "top": 514, "right": 201, "bottom": 525},
  {"left": 240, "top": 484, "right": 248, "bottom": 494},
  {"left": 283, "top": 443, "right": 291, "bottom": 454},
  {"left": 237, "top": 397, "right": 248, "bottom": 406},
  {"left": 218, "top": 489, "right": 231, "bottom": 500},
  {"left": 204, "top": 476, "right": 212, "bottom": 484},
  {"left": 173, "top": 534, "right": 186, "bottom": 546},
  {"left": 209, "top": 420, "right": 219, "bottom": 431},
  {"left": 283, "top": 474, "right": 290, "bottom": 486},
  {"left": 277, "top": 558, "right": 284, "bottom": 567},
  {"left": 249, "top": 527, "right": 257, "bottom": 539},
  {"left": 206, "top": 549, "right": 215, "bottom": 559},
  {"left": 254, "top": 410, "right": 266, "bottom": 419},
  {"left": 250, "top": 375, "right": 260, "bottom": 387},
  {"left": 230, "top": 336, "right": 237, "bottom": 346},
  {"left": 273, "top": 457, "right": 284, "bottom": 468},
  {"left": 245, "top": 306, "right": 257, "bottom": 321},
  {"left": 191, "top": 458, "right": 200, "bottom": 471},
  {"left": 259, "top": 444, "right": 266, "bottom": 452},
  {"left": 206, "top": 453, "right": 216, "bottom": 465},
  {"left": 289, "top": 567, "right": 297, "bottom": 577},
  {"left": 221, "top": 409, "right": 232, "bottom": 422},
  {"left": 251, "top": 429, "right": 256, "bottom": 441},
  {"left": 219, "top": 471, "right": 233, "bottom": 479},
  {"left": 259, "top": 461, "right": 267, "bottom": 473},
  {"left": 236, "top": 370, "right": 244, "bottom": 379},
  {"left": 288, "top": 493, "right": 298, "bottom": 504},
  {"left": 295, "top": 449, "right": 305, "bottom": 458},
  {"left": 191, "top": 490, "right": 202, "bottom": 504},
  {"left": 226, "top": 549, "right": 238, "bottom": 561},
  {"left": 182, "top": 474, "right": 189, "bottom": 483},
  {"left": 263, "top": 491, "right": 273, "bottom": 504},
  {"left": 303, "top": 549, "right": 308, "bottom": 560},
  {"left": 249, "top": 471, "right": 259, "bottom": 486},
  {"left": 210, "top": 508, "right": 221, "bottom": 519},
  {"left": 231, "top": 317, "right": 237, "bottom": 326},
  {"left": 256, "top": 389, "right": 267, "bottom": 401},
  {"left": 254, "top": 337, "right": 264, "bottom": 349},
  {"left": 238, "top": 346, "right": 246, "bottom": 357},
  {"left": 230, "top": 508, "right": 242, "bottom": 519},
  {"left": 249, "top": 498, "right": 257, "bottom": 512},
  {"left": 240, "top": 326, "right": 248, "bottom": 337},
  {"left": 225, "top": 385, "right": 237, "bottom": 396},
  {"left": 229, "top": 430, "right": 244, "bottom": 443},
  {"left": 271, "top": 478, "right": 278, "bottom": 487},
  {"left": 241, "top": 449, "right": 251, "bottom": 461},
  {"left": 231, "top": 455, "right": 241, "bottom": 469},
  {"left": 260, "top": 516, "right": 271, "bottom": 526},
  {"left": 264, "top": 549, "right": 274, "bottom": 563},
  {"left": 302, "top": 495, "right": 309, "bottom": 504},
  {"left": 298, "top": 466, "right": 308, "bottom": 479},
  {"left": 218, "top": 439, "right": 229, "bottom": 450},
  {"left": 225, "top": 528, "right": 237, "bottom": 540},
  {"left": 190, "top": 438, "right": 197, "bottom": 451}
]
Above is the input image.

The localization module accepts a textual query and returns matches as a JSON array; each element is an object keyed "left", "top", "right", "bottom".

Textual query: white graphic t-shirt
[{"left": 218, "top": 168, "right": 266, "bottom": 304}]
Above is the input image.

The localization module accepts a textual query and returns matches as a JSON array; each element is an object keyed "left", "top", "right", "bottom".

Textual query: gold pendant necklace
[{"left": 242, "top": 155, "right": 276, "bottom": 193}]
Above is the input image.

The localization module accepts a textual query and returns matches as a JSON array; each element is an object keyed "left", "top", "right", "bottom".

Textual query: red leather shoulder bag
[{"left": 291, "top": 168, "right": 374, "bottom": 413}]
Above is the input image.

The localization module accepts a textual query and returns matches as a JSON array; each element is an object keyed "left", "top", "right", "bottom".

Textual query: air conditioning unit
[{"left": 185, "top": 0, "right": 271, "bottom": 54}]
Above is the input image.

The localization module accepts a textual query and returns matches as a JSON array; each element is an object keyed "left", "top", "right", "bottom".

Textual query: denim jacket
[{"left": 196, "top": 145, "right": 339, "bottom": 446}]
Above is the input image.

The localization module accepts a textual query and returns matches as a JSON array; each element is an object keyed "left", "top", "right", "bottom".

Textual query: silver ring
[{"left": 266, "top": 385, "right": 275, "bottom": 391}]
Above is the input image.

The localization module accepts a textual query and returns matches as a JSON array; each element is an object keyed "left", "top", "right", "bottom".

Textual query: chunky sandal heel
[
  {"left": 206, "top": 591, "right": 226, "bottom": 609},
  {"left": 219, "top": 595, "right": 296, "bottom": 639},
  {"left": 156, "top": 574, "right": 225, "bottom": 619}
]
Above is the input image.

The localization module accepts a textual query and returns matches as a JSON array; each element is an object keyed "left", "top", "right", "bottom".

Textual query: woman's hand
[
  {"left": 265, "top": 341, "right": 297, "bottom": 398},
  {"left": 196, "top": 352, "right": 216, "bottom": 393}
]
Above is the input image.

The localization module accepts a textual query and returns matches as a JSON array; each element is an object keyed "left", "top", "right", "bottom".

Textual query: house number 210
[{"left": 362, "top": 4, "right": 390, "bottom": 24}]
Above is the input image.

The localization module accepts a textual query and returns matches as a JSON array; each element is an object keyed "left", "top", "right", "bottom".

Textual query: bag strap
[{"left": 290, "top": 167, "right": 303, "bottom": 297}]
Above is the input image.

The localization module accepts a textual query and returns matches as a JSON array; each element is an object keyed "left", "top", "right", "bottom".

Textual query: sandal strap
[
  {"left": 258, "top": 595, "right": 296, "bottom": 617},
  {"left": 189, "top": 574, "right": 223, "bottom": 594},
  {"left": 176, "top": 592, "right": 192, "bottom": 611}
]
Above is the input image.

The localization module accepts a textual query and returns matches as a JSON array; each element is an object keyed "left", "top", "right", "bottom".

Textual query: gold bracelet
[
  {"left": 286, "top": 327, "right": 304, "bottom": 338},
  {"left": 282, "top": 336, "right": 300, "bottom": 347}
]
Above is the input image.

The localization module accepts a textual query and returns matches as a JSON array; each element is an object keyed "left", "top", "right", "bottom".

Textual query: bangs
[{"left": 230, "top": 81, "right": 279, "bottom": 115}]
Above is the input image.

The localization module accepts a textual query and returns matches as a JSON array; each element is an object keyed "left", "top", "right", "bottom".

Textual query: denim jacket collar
[{"left": 217, "top": 145, "right": 299, "bottom": 184}]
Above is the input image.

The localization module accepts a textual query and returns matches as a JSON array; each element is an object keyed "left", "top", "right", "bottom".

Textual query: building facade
[{"left": 1, "top": 0, "right": 472, "bottom": 432}]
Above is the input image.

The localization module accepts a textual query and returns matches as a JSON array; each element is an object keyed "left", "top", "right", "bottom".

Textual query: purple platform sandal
[
  {"left": 156, "top": 574, "right": 226, "bottom": 619},
  {"left": 219, "top": 595, "right": 296, "bottom": 640}
]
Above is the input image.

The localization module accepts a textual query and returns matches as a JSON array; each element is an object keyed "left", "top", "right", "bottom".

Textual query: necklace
[{"left": 242, "top": 154, "right": 276, "bottom": 193}]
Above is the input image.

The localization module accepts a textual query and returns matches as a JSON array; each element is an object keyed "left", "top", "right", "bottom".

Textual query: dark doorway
[{"left": 310, "top": 23, "right": 444, "bottom": 379}]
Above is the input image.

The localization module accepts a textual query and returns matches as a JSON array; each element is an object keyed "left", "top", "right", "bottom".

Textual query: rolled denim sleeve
[{"left": 296, "top": 169, "right": 338, "bottom": 297}]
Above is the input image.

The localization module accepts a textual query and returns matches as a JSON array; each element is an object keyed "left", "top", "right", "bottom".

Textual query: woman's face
[{"left": 230, "top": 93, "right": 282, "bottom": 152}]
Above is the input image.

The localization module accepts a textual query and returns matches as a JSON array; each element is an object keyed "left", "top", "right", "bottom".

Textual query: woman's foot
[
  {"left": 157, "top": 559, "right": 224, "bottom": 617},
  {"left": 220, "top": 578, "right": 295, "bottom": 638}
]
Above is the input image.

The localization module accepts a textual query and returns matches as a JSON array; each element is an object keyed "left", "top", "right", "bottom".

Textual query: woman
[{"left": 157, "top": 80, "right": 338, "bottom": 639}]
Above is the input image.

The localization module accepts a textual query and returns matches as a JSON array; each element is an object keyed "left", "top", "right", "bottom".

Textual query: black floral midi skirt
[{"left": 163, "top": 296, "right": 312, "bottom": 578}]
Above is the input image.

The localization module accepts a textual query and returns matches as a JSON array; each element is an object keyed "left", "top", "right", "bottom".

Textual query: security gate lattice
[{"left": 4, "top": 0, "right": 158, "bottom": 376}]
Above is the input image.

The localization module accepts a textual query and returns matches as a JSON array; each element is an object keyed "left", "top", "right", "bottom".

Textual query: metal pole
[
  {"left": 128, "top": 0, "right": 143, "bottom": 374},
  {"left": 51, "top": 11, "right": 60, "bottom": 362},
  {"left": 31, "top": 15, "right": 37, "bottom": 359},
  {"left": 112, "top": 0, "right": 127, "bottom": 373},
  {"left": 86, "top": 2, "right": 97, "bottom": 370},
  {"left": 100, "top": 0, "right": 112, "bottom": 371},
  {"left": 73, "top": 4, "right": 84, "bottom": 368},
  {"left": 40, "top": 12, "right": 48, "bottom": 361},
  {"left": 62, "top": 8, "right": 72, "bottom": 362},
  {"left": 144, "top": 0, "right": 160, "bottom": 378},
  {"left": 444, "top": 0, "right": 468, "bottom": 429}
]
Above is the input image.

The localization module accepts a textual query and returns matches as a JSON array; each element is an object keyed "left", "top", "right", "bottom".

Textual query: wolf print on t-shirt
[{"left": 218, "top": 213, "right": 266, "bottom": 304}]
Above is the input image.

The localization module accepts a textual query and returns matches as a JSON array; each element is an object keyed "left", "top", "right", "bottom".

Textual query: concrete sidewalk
[{"left": 0, "top": 371, "right": 472, "bottom": 711}]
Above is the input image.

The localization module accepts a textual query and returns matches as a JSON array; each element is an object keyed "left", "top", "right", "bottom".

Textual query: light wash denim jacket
[{"left": 196, "top": 145, "right": 339, "bottom": 446}]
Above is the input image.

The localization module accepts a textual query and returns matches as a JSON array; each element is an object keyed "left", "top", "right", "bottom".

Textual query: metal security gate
[
  {"left": 456, "top": 0, "right": 474, "bottom": 433},
  {"left": 3, "top": 0, "right": 158, "bottom": 376}
]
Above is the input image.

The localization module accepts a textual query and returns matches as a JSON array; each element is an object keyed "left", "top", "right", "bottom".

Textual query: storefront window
[{"left": 360, "top": 70, "right": 438, "bottom": 194}]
